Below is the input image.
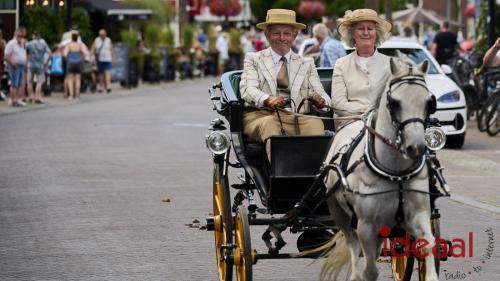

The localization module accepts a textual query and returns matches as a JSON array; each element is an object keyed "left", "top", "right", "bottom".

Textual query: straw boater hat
[
  {"left": 337, "top": 9, "right": 392, "bottom": 39},
  {"left": 256, "top": 9, "right": 306, "bottom": 30}
]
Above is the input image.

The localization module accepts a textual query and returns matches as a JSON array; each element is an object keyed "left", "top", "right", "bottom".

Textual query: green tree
[
  {"left": 474, "top": 2, "right": 500, "bottom": 54},
  {"left": 24, "top": 7, "right": 64, "bottom": 48},
  {"left": 124, "top": 0, "right": 176, "bottom": 25},
  {"left": 63, "top": 7, "right": 93, "bottom": 46},
  {"left": 182, "top": 24, "right": 195, "bottom": 52}
]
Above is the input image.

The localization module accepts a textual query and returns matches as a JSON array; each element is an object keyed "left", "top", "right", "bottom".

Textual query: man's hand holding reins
[{"left": 264, "top": 96, "right": 286, "bottom": 109}]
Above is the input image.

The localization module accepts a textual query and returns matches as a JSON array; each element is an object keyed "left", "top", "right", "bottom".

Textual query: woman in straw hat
[
  {"left": 331, "top": 8, "right": 392, "bottom": 130},
  {"left": 240, "top": 9, "right": 331, "bottom": 160},
  {"left": 323, "top": 8, "right": 392, "bottom": 185}
]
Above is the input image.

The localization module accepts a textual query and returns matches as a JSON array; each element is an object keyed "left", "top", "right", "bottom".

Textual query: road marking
[
  {"left": 449, "top": 194, "right": 500, "bottom": 214},
  {"left": 172, "top": 123, "right": 207, "bottom": 128}
]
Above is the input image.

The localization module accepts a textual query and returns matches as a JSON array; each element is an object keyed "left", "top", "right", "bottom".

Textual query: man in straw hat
[{"left": 240, "top": 9, "right": 331, "bottom": 160}]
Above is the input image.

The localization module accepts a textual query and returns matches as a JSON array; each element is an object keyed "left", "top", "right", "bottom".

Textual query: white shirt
[
  {"left": 355, "top": 52, "right": 374, "bottom": 73},
  {"left": 216, "top": 35, "right": 229, "bottom": 60},
  {"left": 93, "top": 37, "right": 113, "bottom": 62},
  {"left": 5, "top": 38, "right": 27, "bottom": 66},
  {"left": 257, "top": 49, "right": 293, "bottom": 107}
]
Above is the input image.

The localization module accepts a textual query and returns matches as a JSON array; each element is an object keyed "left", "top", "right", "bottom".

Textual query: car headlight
[
  {"left": 425, "top": 127, "right": 447, "bottom": 151},
  {"left": 205, "top": 131, "right": 230, "bottom": 155},
  {"left": 437, "top": 90, "right": 460, "bottom": 103}
]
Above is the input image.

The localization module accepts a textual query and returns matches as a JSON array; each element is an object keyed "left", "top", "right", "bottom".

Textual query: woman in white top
[
  {"left": 324, "top": 9, "right": 393, "bottom": 188},
  {"left": 331, "top": 9, "right": 392, "bottom": 130}
]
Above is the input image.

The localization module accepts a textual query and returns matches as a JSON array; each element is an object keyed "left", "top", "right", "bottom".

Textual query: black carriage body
[{"left": 217, "top": 69, "right": 334, "bottom": 215}]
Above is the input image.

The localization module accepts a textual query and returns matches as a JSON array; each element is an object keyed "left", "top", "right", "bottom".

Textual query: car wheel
[{"left": 445, "top": 133, "right": 465, "bottom": 149}]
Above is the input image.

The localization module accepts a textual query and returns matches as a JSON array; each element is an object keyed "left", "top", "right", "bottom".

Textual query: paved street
[{"left": 0, "top": 80, "right": 499, "bottom": 281}]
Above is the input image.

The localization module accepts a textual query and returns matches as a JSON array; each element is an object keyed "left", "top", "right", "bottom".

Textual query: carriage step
[{"left": 231, "top": 183, "right": 256, "bottom": 190}]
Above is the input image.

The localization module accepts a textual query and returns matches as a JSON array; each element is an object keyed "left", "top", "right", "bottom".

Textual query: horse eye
[{"left": 389, "top": 98, "right": 400, "bottom": 111}]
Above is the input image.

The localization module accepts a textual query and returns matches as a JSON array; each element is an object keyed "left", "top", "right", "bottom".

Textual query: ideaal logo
[
  {"left": 378, "top": 226, "right": 495, "bottom": 280},
  {"left": 379, "top": 226, "right": 473, "bottom": 259}
]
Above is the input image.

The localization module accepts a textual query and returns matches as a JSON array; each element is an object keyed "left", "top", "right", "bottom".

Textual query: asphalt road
[{"left": 0, "top": 79, "right": 499, "bottom": 281}]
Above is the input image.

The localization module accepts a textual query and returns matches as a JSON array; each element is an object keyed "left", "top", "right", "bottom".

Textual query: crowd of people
[
  {"left": 0, "top": 26, "right": 115, "bottom": 107},
  {"left": 2, "top": 14, "right": 499, "bottom": 109}
]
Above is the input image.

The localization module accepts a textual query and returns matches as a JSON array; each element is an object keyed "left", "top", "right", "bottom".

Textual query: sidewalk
[{"left": 0, "top": 83, "right": 131, "bottom": 116}]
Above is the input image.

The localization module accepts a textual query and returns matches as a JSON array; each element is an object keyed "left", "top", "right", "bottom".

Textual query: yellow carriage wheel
[
  {"left": 213, "top": 165, "right": 233, "bottom": 281},
  {"left": 234, "top": 205, "right": 255, "bottom": 281},
  {"left": 391, "top": 254, "right": 414, "bottom": 281},
  {"left": 417, "top": 216, "right": 441, "bottom": 280},
  {"left": 390, "top": 237, "right": 415, "bottom": 281}
]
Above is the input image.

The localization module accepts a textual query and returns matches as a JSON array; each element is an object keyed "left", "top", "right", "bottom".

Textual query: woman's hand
[{"left": 310, "top": 93, "right": 326, "bottom": 108}]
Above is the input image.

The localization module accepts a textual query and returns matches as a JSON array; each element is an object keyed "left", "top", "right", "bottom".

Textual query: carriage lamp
[
  {"left": 206, "top": 131, "right": 230, "bottom": 155},
  {"left": 438, "top": 91, "right": 460, "bottom": 103},
  {"left": 425, "top": 127, "right": 447, "bottom": 151}
]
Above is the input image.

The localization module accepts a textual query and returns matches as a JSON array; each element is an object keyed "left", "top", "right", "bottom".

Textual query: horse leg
[
  {"left": 405, "top": 211, "right": 439, "bottom": 281},
  {"left": 357, "top": 221, "right": 381, "bottom": 281}
]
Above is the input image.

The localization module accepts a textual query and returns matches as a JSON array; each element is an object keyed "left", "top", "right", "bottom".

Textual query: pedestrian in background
[
  {"left": 313, "top": 23, "right": 346, "bottom": 67},
  {"left": 4, "top": 27, "right": 27, "bottom": 107},
  {"left": 90, "top": 29, "right": 115, "bottom": 93},
  {"left": 26, "top": 31, "right": 51, "bottom": 104},
  {"left": 216, "top": 31, "right": 228, "bottom": 76},
  {"left": 0, "top": 30, "right": 6, "bottom": 94},
  {"left": 431, "top": 21, "right": 458, "bottom": 65},
  {"left": 64, "top": 30, "right": 85, "bottom": 100}
]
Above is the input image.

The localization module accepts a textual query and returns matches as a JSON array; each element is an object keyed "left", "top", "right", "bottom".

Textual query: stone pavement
[{"left": 0, "top": 79, "right": 498, "bottom": 280}]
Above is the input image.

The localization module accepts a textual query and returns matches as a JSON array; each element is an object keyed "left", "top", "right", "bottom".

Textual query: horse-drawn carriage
[{"left": 205, "top": 64, "right": 452, "bottom": 281}]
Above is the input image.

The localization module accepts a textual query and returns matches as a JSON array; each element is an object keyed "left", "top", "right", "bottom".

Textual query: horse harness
[{"left": 297, "top": 71, "right": 439, "bottom": 227}]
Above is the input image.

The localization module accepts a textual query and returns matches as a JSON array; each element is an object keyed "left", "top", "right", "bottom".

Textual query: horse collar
[{"left": 363, "top": 113, "right": 426, "bottom": 181}]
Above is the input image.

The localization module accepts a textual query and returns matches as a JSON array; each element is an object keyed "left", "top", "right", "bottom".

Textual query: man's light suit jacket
[{"left": 240, "top": 48, "right": 331, "bottom": 113}]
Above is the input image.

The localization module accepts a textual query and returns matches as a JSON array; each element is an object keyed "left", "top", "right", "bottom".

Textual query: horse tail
[
  {"left": 292, "top": 231, "right": 350, "bottom": 280},
  {"left": 319, "top": 231, "right": 350, "bottom": 281}
]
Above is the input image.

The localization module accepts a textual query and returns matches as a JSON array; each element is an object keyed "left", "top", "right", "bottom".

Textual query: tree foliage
[
  {"left": 23, "top": 7, "right": 92, "bottom": 48},
  {"left": 474, "top": 2, "right": 500, "bottom": 54},
  {"left": 124, "top": 0, "right": 176, "bottom": 25}
]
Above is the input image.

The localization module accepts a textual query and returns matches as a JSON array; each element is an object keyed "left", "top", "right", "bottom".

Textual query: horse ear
[
  {"left": 389, "top": 57, "right": 399, "bottom": 75},
  {"left": 418, "top": 60, "right": 429, "bottom": 74}
]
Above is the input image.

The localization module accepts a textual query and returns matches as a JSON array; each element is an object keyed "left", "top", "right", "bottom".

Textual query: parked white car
[{"left": 342, "top": 41, "right": 467, "bottom": 148}]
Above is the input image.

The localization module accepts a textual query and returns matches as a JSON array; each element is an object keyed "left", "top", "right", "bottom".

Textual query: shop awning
[{"left": 76, "top": 0, "right": 151, "bottom": 20}]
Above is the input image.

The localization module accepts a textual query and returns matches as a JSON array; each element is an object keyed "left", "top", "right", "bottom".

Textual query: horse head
[{"left": 385, "top": 58, "right": 435, "bottom": 159}]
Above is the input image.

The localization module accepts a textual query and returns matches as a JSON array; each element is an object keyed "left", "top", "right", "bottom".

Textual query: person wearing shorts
[
  {"left": 64, "top": 31, "right": 85, "bottom": 99},
  {"left": 90, "top": 29, "right": 114, "bottom": 93},
  {"left": 5, "top": 28, "right": 27, "bottom": 107},
  {"left": 26, "top": 31, "right": 51, "bottom": 104}
]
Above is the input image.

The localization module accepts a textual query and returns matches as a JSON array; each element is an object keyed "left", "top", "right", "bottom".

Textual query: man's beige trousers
[{"left": 243, "top": 109, "right": 324, "bottom": 160}]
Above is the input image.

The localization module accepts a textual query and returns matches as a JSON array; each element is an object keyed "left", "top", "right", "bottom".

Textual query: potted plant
[
  {"left": 206, "top": 25, "right": 219, "bottom": 76},
  {"left": 143, "top": 23, "right": 163, "bottom": 82},
  {"left": 228, "top": 28, "right": 243, "bottom": 70}
]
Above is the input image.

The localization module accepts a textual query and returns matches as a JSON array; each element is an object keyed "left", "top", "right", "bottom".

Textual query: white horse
[{"left": 317, "top": 58, "right": 439, "bottom": 281}]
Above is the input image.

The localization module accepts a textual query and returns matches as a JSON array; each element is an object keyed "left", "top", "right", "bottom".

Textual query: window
[{"left": 0, "top": 0, "right": 16, "bottom": 9}]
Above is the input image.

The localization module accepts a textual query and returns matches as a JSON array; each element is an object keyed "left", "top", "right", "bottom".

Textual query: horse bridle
[{"left": 382, "top": 67, "right": 437, "bottom": 151}]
